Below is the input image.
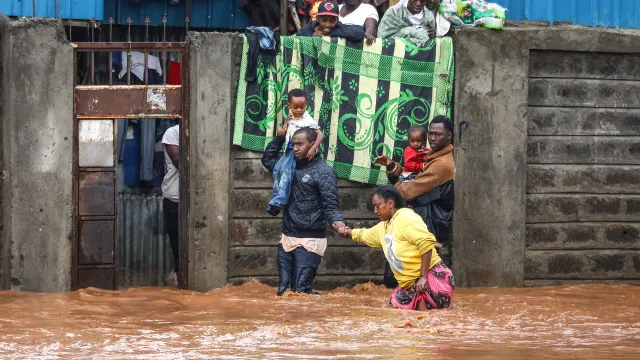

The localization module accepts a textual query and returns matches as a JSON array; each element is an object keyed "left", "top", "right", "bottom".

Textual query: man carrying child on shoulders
[{"left": 261, "top": 88, "right": 347, "bottom": 296}]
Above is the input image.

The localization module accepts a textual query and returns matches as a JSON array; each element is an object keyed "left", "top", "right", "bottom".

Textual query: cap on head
[{"left": 317, "top": 1, "right": 340, "bottom": 17}]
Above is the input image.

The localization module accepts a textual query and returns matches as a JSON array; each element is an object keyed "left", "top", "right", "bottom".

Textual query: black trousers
[
  {"left": 163, "top": 198, "right": 180, "bottom": 273},
  {"left": 277, "top": 243, "right": 321, "bottom": 296}
]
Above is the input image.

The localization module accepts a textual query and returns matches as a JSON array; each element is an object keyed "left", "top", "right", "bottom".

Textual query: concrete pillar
[
  {"left": 187, "top": 32, "right": 243, "bottom": 291},
  {"left": 0, "top": 18, "right": 73, "bottom": 292},
  {"left": 451, "top": 28, "right": 529, "bottom": 287},
  {"left": 0, "top": 15, "right": 8, "bottom": 290}
]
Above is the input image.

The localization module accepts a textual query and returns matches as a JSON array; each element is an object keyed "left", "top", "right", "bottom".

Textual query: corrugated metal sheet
[
  {"left": 118, "top": 193, "right": 175, "bottom": 288},
  {"left": 104, "top": 0, "right": 249, "bottom": 29},
  {"left": 497, "top": 0, "right": 640, "bottom": 28},
  {"left": 0, "top": 0, "right": 104, "bottom": 21}
]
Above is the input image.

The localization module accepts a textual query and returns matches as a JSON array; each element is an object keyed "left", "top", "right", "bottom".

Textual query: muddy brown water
[{"left": 0, "top": 282, "right": 638, "bottom": 359}]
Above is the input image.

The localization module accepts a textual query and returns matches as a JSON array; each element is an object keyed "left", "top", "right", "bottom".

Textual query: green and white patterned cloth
[{"left": 233, "top": 35, "right": 454, "bottom": 185}]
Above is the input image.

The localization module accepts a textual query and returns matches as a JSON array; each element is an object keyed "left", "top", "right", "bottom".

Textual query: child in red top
[{"left": 400, "top": 125, "right": 429, "bottom": 182}]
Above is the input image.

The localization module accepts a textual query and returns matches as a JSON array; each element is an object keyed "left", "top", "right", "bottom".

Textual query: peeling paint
[{"left": 147, "top": 89, "right": 167, "bottom": 111}]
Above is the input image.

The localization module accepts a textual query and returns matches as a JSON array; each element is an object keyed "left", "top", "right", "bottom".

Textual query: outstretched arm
[{"left": 339, "top": 222, "right": 385, "bottom": 248}]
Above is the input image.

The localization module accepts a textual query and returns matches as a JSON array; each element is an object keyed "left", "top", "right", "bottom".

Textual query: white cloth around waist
[{"left": 280, "top": 234, "right": 327, "bottom": 256}]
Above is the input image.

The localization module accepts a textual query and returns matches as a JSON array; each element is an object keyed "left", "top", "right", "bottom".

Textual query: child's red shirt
[{"left": 403, "top": 146, "right": 429, "bottom": 173}]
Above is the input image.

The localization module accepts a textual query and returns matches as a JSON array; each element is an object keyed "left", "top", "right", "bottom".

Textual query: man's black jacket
[
  {"left": 261, "top": 136, "right": 344, "bottom": 239},
  {"left": 296, "top": 20, "right": 365, "bottom": 42}
]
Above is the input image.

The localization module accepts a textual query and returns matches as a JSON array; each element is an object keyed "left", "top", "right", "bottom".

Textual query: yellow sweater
[{"left": 351, "top": 208, "right": 441, "bottom": 289}]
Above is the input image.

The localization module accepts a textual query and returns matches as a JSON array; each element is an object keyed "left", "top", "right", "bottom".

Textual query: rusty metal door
[{"left": 72, "top": 42, "right": 190, "bottom": 290}]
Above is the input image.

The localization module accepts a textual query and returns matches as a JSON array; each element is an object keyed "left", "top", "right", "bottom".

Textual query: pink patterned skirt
[{"left": 390, "top": 262, "right": 455, "bottom": 310}]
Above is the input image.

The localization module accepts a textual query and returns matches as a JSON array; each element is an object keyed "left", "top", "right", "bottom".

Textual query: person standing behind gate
[
  {"left": 262, "top": 127, "right": 347, "bottom": 296},
  {"left": 162, "top": 124, "right": 180, "bottom": 287}
]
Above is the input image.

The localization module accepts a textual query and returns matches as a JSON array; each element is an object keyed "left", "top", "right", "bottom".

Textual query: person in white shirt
[
  {"left": 161, "top": 125, "right": 180, "bottom": 286},
  {"left": 338, "top": 0, "right": 380, "bottom": 45}
]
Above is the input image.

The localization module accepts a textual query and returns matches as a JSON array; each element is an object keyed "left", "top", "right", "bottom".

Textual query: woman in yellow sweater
[{"left": 337, "top": 185, "right": 454, "bottom": 310}]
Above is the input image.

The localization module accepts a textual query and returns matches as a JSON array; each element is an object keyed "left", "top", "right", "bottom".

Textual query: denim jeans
[{"left": 268, "top": 149, "right": 296, "bottom": 215}]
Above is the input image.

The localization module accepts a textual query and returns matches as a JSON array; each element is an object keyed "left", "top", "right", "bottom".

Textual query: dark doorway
[{"left": 72, "top": 42, "right": 190, "bottom": 290}]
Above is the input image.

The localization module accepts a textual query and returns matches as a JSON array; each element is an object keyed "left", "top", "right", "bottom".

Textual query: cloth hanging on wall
[{"left": 233, "top": 35, "right": 454, "bottom": 184}]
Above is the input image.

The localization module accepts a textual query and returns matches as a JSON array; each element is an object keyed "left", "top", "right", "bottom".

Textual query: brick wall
[
  {"left": 525, "top": 50, "right": 640, "bottom": 285},
  {"left": 228, "top": 148, "right": 385, "bottom": 289}
]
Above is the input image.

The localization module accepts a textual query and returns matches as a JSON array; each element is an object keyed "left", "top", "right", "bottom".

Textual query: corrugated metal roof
[
  {"left": 3, "top": 0, "right": 637, "bottom": 30},
  {"left": 497, "top": 0, "right": 640, "bottom": 28},
  {"left": 0, "top": 0, "right": 105, "bottom": 21}
]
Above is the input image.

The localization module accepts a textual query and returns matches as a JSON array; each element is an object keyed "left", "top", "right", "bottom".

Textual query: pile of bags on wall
[{"left": 439, "top": 0, "right": 507, "bottom": 30}]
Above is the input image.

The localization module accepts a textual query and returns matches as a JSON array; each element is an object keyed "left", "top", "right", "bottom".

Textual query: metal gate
[{"left": 72, "top": 41, "right": 190, "bottom": 290}]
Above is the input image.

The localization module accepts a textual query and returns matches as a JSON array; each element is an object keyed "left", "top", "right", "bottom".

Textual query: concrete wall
[
  {"left": 453, "top": 26, "right": 640, "bottom": 287},
  {"left": 0, "top": 18, "right": 73, "bottom": 291},
  {"left": 187, "top": 32, "right": 243, "bottom": 291},
  {"left": 0, "top": 15, "right": 7, "bottom": 290}
]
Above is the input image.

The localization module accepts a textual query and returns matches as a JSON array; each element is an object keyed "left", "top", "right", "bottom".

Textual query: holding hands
[{"left": 332, "top": 221, "right": 352, "bottom": 238}]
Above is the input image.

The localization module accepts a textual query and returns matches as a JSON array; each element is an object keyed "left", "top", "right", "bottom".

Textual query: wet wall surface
[{"left": 0, "top": 283, "right": 638, "bottom": 359}]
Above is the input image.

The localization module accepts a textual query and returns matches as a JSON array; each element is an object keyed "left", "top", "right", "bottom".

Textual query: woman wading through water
[{"left": 337, "top": 186, "right": 454, "bottom": 310}]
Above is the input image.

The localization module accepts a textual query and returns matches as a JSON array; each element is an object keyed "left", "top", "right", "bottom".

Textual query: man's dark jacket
[
  {"left": 296, "top": 20, "right": 365, "bottom": 42},
  {"left": 262, "top": 136, "right": 344, "bottom": 238}
]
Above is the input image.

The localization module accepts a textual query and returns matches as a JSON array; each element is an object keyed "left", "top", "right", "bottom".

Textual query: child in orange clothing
[{"left": 400, "top": 125, "right": 429, "bottom": 182}]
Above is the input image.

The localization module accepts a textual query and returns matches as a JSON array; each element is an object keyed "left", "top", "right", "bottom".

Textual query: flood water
[{"left": 0, "top": 282, "right": 638, "bottom": 359}]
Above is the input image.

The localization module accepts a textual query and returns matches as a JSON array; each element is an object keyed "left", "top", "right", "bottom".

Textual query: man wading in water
[{"left": 262, "top": 127, "right": 347, "bottom": 295}]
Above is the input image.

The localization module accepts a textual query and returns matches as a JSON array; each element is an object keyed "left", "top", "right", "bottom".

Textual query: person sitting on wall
[
  {"left": 339, "top": 0, "right": 380, "bottom": 45},
  {"left": 378, "top": 0, "right": 450, "bottom": 47},
  {"left": 337, "top": 185, "right": 455, "bottom": 311},
  {"left": 261, "top": 127, "right": 348, "bottom": 296},
  {"left": 297, "top": 1, "right": 366, "bottom": 42},
  {"left": 373, "top": 115, "right": 454, "bottom": 287}
]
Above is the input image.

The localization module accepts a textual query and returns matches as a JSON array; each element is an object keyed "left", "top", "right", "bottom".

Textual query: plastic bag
[
  {"left": 439, "top": 0, "right": 506, "bottom": 30},
  {"left": 267, "top": 149, "right": 297, "bottom": 215}
]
